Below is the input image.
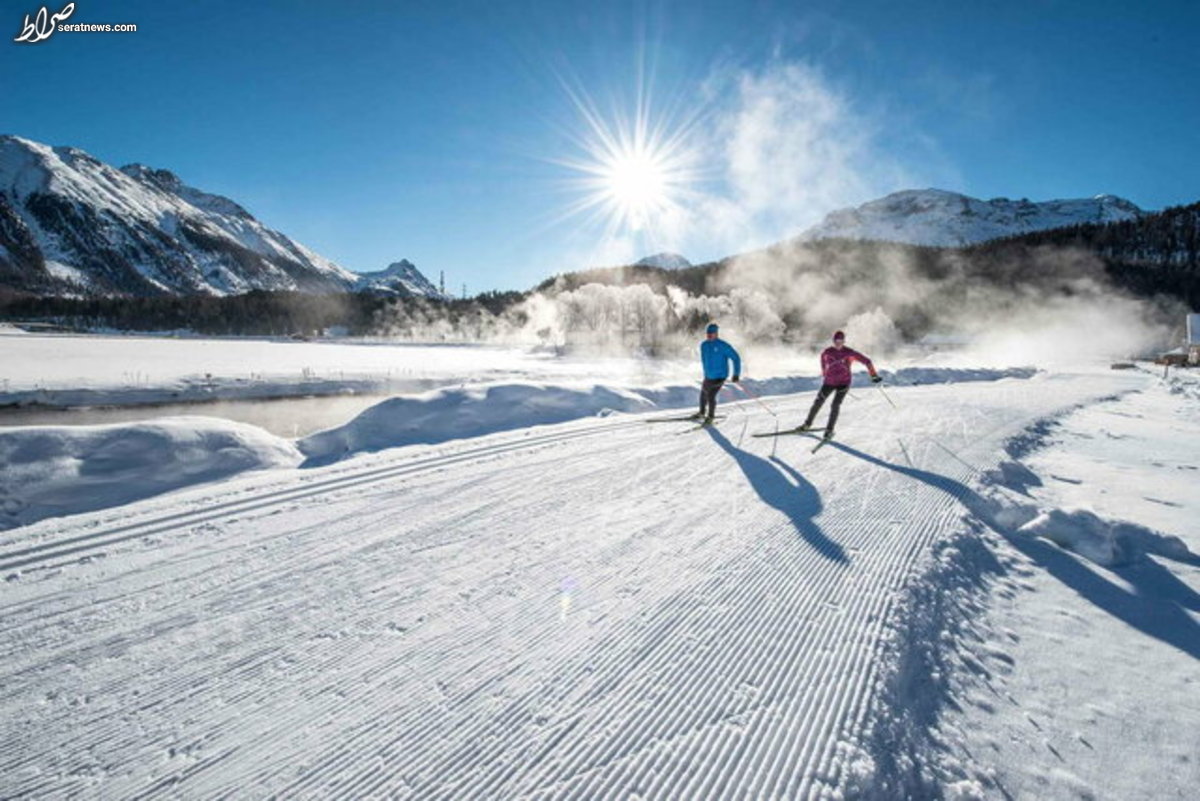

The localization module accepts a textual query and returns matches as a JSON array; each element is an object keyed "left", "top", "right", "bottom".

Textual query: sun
[
  {"left": 548, "top": 75, "right": 703, "bottom": 244},
  {"left": 602, "top": 148, "right": 670, "bottom": 230}
]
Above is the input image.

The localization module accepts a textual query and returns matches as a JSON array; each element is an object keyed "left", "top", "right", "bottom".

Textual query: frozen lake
[
  {"left": 0, "top": 332, "right": 704, "bottom": 393},
  {"left": 0, "top": 332, "right": 710, "bottom": 436}
]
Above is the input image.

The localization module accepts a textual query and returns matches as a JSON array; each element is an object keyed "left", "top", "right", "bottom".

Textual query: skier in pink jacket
[{"left": 796, "top": 330, "right": 881, "bottom": 439}]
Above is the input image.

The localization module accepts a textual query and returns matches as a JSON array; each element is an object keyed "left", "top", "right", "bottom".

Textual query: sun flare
[
  {"left": 602, "top": 149, "right": 670, "bottom": 230},
  {"left": 550, "top": 76, "right": 703, "bottom": 243}
]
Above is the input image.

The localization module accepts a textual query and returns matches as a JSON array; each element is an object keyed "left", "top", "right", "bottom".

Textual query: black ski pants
[
  {"left": 804, "top": 384, "right": 849, "bottom": 433},
  {"left": 699, "top": 378, "right": 725, "bottom": 418}
]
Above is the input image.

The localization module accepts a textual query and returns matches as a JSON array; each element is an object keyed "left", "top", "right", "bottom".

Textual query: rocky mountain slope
[{"left": 0, "top": 136, "right": 359, "bottom": 297}]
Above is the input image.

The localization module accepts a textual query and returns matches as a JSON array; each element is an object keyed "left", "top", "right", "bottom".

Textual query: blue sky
[{"left": 4, "top": 0, "right": 1199, "bottom": 292}]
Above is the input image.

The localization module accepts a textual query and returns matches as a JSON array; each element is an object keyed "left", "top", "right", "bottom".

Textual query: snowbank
[
  {"left": 0, "top": 418, "right": 301, "bottom": 530},
  {"left": 299, "top": 367, "right": 1035, "bottom": 465},
  {"left": 926, "top": 377, "right": 1200, "bottom": 800},
  {"left": 298, "top": 383, "right": 658, "bottom": 465},
  {"left": 1165, "top": 366, "right": 1200, "bottom": 402},
  {"left": 982, "top": 463, "right": 1191, "bottom": 569},
  {"left": 1017, "top": 508, "right": 1191, "bottom": 567}
]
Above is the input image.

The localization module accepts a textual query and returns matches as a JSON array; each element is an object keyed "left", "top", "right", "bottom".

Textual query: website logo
[
  {"left": 14, "top": 2, "right": 138, "bottom": 44},
  {"left": 14, "top": 2, "right": 74, "bottom": 43}
]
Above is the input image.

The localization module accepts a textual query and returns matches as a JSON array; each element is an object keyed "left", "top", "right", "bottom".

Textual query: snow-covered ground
[
  {"left": 918, "top": 369, "right": 1200, "bottom": 799},
  {"left": 0, "top": 366, "right": 1032, "bottom": 529},
  {"left": 0, "top": 332, "right": 703, "bottom": 408},
  {"left": 1, "top": 364, "right": 1195, "bottom": 798}
]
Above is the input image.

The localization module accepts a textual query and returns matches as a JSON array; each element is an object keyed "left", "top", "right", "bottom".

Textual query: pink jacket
[{"left": 820, "top": 346, "right": 876, "bottom": 387}]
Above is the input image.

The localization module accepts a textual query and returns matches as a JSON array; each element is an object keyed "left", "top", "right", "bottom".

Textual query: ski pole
[
  {"left": 875, "top": 382, "right": 897, "bottom": 409},
  {"left": 928, "top": 438, "right": 981, "bottom": 475},
  {"left": 730, "top": 380, "right": 780, "bottom": 418}
]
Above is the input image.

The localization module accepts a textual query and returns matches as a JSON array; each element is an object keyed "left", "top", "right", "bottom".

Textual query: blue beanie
[{"left": 706, "top": 323, "right": 719, "bottom": 334}]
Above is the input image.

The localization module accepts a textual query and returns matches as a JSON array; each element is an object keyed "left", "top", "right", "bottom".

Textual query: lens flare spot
[{"left": 560, "top": 576, "right": 578, "bottom": 622}]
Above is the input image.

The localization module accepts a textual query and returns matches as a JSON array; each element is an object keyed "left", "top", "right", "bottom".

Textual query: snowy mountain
[
  {"left": 635, "top": 252, "right": 692, "bottom": 269},
  {"left": 353, "top": 259, "right": 444, "bottom": 298},
  {"left": 799, "top": 188, "right": 1143, "bottom": 247},
  {"left": 0, "top": 135, "right": 359, "bottom": 296}
]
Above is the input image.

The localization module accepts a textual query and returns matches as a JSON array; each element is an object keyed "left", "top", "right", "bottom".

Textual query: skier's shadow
[
  {"left": 706, "top": 427, "right": 848, "bottom": 565},
  {"left": 827, "top": 440, "right": 1200, "bottom": 660}
]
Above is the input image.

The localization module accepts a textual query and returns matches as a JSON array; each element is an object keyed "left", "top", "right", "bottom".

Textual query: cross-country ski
[
  {"left": 680, "top": 417, "right": 725, "bottom": 433},
  {"left": 751, "top": 426, "right": 825, "bottom": 438}
]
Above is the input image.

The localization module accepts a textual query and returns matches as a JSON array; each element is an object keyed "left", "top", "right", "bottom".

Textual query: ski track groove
[
  {"left": 0, "top": 375, "right": 1136, "bottom": 799},
  {"left": 505, "top": 513, "right": 826, "bottom": 795},
  {"left": 259, "top": 439, "right": 719, "bottom": 799},
  {"left": 0, "top": 415, "right": 659, "bottom": 575},
  {"left": 9, "top": 400, "right": 897, "bottom": 801},
  {"left": 496, "top": 440, "right": 964, "bottom": 799},
  {"left": 16, "top": 400, "right": 916, "bottom": 796},
  {"left": 512, "top": 392, "right": 1045, "bottom": 798},
  {"left": 271, "top": 428, "right": 780, "bottom": 798}
]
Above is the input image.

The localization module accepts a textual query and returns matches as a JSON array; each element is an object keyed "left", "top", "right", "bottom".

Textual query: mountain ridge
[
  {"left": 798, "top": 188, "right": 1144, "bottom": 247},
  {"left": 353, "top": 259, "right": 445, "bottom": 298},
  {"left": 0, "top": 135, "right": 442, "bottom": 299},
  {"left": 635, "top": 252, "right": 692, "bottom": 270}
]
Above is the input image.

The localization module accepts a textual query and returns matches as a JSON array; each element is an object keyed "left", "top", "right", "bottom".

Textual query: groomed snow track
[{"left": 0, "top": 372, "right": 1143, "bottom": 798}]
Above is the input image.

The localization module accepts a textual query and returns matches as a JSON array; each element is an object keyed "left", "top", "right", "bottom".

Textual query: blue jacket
[{"left": 700, "top": 338, "right": 741, "bottom": 380}]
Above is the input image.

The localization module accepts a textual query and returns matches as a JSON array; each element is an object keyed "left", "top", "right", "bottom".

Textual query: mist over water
[{"left": 370, "top": 241, "right": 1178, "bottom": 372}]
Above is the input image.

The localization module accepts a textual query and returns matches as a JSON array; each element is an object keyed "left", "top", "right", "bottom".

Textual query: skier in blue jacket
[{"left": 695, "top": 323, "right": 741, "bottom": 423}]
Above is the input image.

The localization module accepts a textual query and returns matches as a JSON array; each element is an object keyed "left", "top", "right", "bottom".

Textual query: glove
[
  {"left": 871, "top": 374, "right": 882, "bottom": 384},
  {"left": 731, "top": 374, "right": 740, "bottom": 383}
]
